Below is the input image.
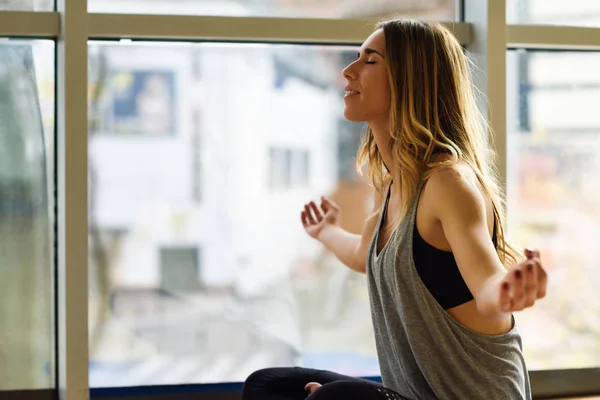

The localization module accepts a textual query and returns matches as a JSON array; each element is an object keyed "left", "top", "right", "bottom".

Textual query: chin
[{"left": 343, "top": 109, "right": 366, "bottom": 123}]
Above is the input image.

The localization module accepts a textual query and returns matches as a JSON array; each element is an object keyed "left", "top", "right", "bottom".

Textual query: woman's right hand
[{"left": 301, "top": 196, "right": 340, "bottom": 240}]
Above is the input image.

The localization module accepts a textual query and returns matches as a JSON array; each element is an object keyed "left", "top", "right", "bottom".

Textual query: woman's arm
[
  {"left": 303, "top": 187, "right": 386, "bottom": 274},
  {"left": 427, "top": 167, "right": 547, "bottom": 319},
  {"left": 317, "top": 209, "right": 379, "bottom": 274}
]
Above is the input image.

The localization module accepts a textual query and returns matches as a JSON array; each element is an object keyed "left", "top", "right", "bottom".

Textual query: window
[
  {"left": 291, "top": 149, "right": 310, "bottom": 186},
  {"left": 159, "top": 246, "right": 201, "bottom": 292},
  {"left": 87, "top": 41, "right": 377, "bottom": 388},
  {"left": 269, "top": 148, "right": 291, "bottom": 189},
  {"left": 269, "top": 147, "right": 310, "bottom": 189},
  {"left": 103, "top": 70, "right": 177, "bottom": 136},
  {"left": 6, "top": 0, "right": 600, "bottom": 398},
  {"left": 0, "top": 0, "right": 52, "bottom": 11},
  {"left": 89, "top": 47, "right": 178, "bottom": 137},
  {"left": 0, "top": 40, "right": 55, "bottom": 390},
  {"left": 507, "top": 0, "right": 600, "bottom": 27},
  {"left": 191, "top": 109, "right": 202, "bottom": 203},
  {"left": 507, "top": 49, "right": 600, "bottom": 370},
  {"left": 89, "top": 0, "right": 456, "bottom": 19}
]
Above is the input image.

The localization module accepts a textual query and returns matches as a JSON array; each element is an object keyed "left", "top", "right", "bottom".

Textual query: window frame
[
  {"left": 505, "top": 24, "right": 600, "bottom": 399},
  {"left": 0, "top": 0, "right": 598, "bottom": 398}
]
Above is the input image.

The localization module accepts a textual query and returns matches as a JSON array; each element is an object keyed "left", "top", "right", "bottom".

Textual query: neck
[{"left": 369, "top": 121, "right": 400, "bottom": 183}]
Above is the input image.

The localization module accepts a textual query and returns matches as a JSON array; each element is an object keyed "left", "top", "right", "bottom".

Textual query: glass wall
[
  {"left": 0, "top": 39, "right": 55, "bottom": 390},
  {"left": 86, "top": 42, "right": 379, "bottom": 387},
  {"left": 89, "top": 0, "right": 456, "bottom": 19},
  {"left": 507, "top": 0, "right": 600, "bottom": 27},
  {"left": 0, "top": 0, "right": 53, "bottom": 11},
  {"left": 507, "top": 49, "right": 600, "bottom": 371},
  {"left": 2, "top": 0, "right": 600, "bottom": 398}
]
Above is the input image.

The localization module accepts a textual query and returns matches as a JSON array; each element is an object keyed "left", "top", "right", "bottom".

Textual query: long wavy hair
[{"left": 357, "top": 19, "right": 520, "bottom": 267}]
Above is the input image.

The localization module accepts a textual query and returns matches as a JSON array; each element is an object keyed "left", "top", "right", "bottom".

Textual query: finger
[
  {"left": 309, "top": 201, "right": 323, "bottom": 222},
  {"left": 524, "top": 248, "right": 540, "bottom": 259},
  {"left": 320, "top": 196, "right": 330, "bottom": 213},
  {"left": 301, "top": 211, "right": 309, "bottom": 228},
  {"left": 510, "top": 268, "right": 526, "bottom": 311},
  {"left": 304, "top": 204, "right": 316, "bottom": 225},
  {"left": 305, "top": 382, "right": 322, "bottom": 395},
  {"left": 537, "top": 263, "right": 548, "bottom": 299},
  {"left": 523, "top": 260, "right": 538, "bottom": 308},
  {"left": 527, "top": 256, "right": 547, "bottom": 299},
  {"left": 499, "top": 281, "right": 512, "bottom": 313},
  {"left": 321, "top": 196, "right": 338, "bottom": 212}
]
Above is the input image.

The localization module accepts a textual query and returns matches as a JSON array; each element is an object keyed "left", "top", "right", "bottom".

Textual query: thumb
[
  {"left": 321, "top": 196, "right": 338, "bottom": 212},
  {"left": 305, "top": 382, "right": 322, "bottom": 395}
]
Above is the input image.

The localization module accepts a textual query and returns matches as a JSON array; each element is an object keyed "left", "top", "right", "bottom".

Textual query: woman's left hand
[{"left": 499, "top": 249, "right": 547, "bottom": 312}]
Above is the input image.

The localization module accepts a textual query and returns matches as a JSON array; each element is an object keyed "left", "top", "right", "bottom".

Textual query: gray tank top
[{"left": 366, "top": 181, "right": 532, "bottom": 400}]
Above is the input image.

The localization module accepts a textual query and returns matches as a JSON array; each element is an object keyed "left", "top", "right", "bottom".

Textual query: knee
[
  {"left": 243, "top": 367, "right": 273, "bottom": 388},
  {"left": 241, "top": 368, "right": 284, "bottom": 400}
]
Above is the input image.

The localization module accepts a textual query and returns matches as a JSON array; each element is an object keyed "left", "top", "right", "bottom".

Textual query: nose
[{"left": 342, "top": 62, "right": 357, "bottom": 81}]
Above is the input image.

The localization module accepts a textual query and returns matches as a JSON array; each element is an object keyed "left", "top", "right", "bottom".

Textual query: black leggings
[{"left": 241, "top": 367, "right": 407, "bottom": 400}]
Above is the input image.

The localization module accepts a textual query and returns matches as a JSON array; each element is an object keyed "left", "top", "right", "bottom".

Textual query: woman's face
[{"left": 341, "top": 29, "right": 391, "bottom": 127}]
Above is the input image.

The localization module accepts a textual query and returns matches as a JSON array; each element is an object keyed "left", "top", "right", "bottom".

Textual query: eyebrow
[{"left": 363, "top": 48, "right": 385, "bottom": 58}]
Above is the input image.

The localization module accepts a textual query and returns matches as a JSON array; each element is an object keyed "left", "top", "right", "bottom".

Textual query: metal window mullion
[
  {"left": 87, "top": 14, "right": 473, "bottom": 45},
  {"left": 530, "top": 369, "right": 600, "bottom": 399},
  {"left": 0, "top": 11, "right": 59, "bottom": 37},
  {"left": 56, "top": 0, "right": 89, "bottom": 399},
  {"left": 508, "top": 24, "right": 600, "bottom": 50},
  {"left": 464, "top": 0, "right": 508, "bottom": 190}
]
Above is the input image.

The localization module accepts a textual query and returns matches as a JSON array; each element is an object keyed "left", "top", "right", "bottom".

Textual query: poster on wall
[{"left": 107, "top": 70, "right": 176, "bottom": 136}]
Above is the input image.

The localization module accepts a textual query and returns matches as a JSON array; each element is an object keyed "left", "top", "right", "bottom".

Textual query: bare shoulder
[{"left": 425, "top": 163, "right": 486, "bottom": 217}]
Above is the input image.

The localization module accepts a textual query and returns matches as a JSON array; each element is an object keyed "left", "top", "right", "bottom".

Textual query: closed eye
[{"left": 356, "top": 52, "right": 377, "bottom": 64}]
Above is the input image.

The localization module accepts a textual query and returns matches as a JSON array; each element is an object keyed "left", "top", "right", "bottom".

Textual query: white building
[{"left": 88, "top": 41, "right": 342, "bottom": 295}]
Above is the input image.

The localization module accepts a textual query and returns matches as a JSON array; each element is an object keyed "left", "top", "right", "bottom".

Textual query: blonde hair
[{"left": 357, "top": 19, "right": 520, "bottom": 267}]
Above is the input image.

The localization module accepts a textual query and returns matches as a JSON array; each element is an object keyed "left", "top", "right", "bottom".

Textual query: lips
[
  {"left": 345, "top": 85, "right": 360, "bottom": 92},
  {"left": 344, "top": 86, "right": 360, "bottom": 98}
]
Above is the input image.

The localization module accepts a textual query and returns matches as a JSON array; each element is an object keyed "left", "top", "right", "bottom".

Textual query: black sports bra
[
  {"left": 381, "top": 183, "right": 498, "bottom": 310},
  {"left": 413, "top": 212, "right": 498, "bottom": 310}
]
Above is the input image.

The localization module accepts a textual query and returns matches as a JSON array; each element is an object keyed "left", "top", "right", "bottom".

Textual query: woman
[{"left": 242, "top": 19, "right": 546, "bottom": 400}]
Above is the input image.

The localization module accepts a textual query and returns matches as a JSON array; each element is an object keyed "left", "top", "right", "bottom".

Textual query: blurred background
[{"left": 1, "top": 0, "right": 599, "bottom": 390}]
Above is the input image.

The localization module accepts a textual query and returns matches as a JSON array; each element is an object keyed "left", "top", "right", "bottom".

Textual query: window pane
[
  {"left": 88, "top": 42, "right": 379, "bottom": 387},
  {"left": 0, "top": 40, "right": 55, "bottom": 390},
  {"left": 507, "top": 0, "right": 600, "bottom": 27},
  {"left": 89, "top": 0, "right": 455, "bottom": 19},
  {"left": 507, "top": 50, "right": 600, "bottom": 370},
  {"left": 0, "top": 0, "right": 53, "bottom": 11}
]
